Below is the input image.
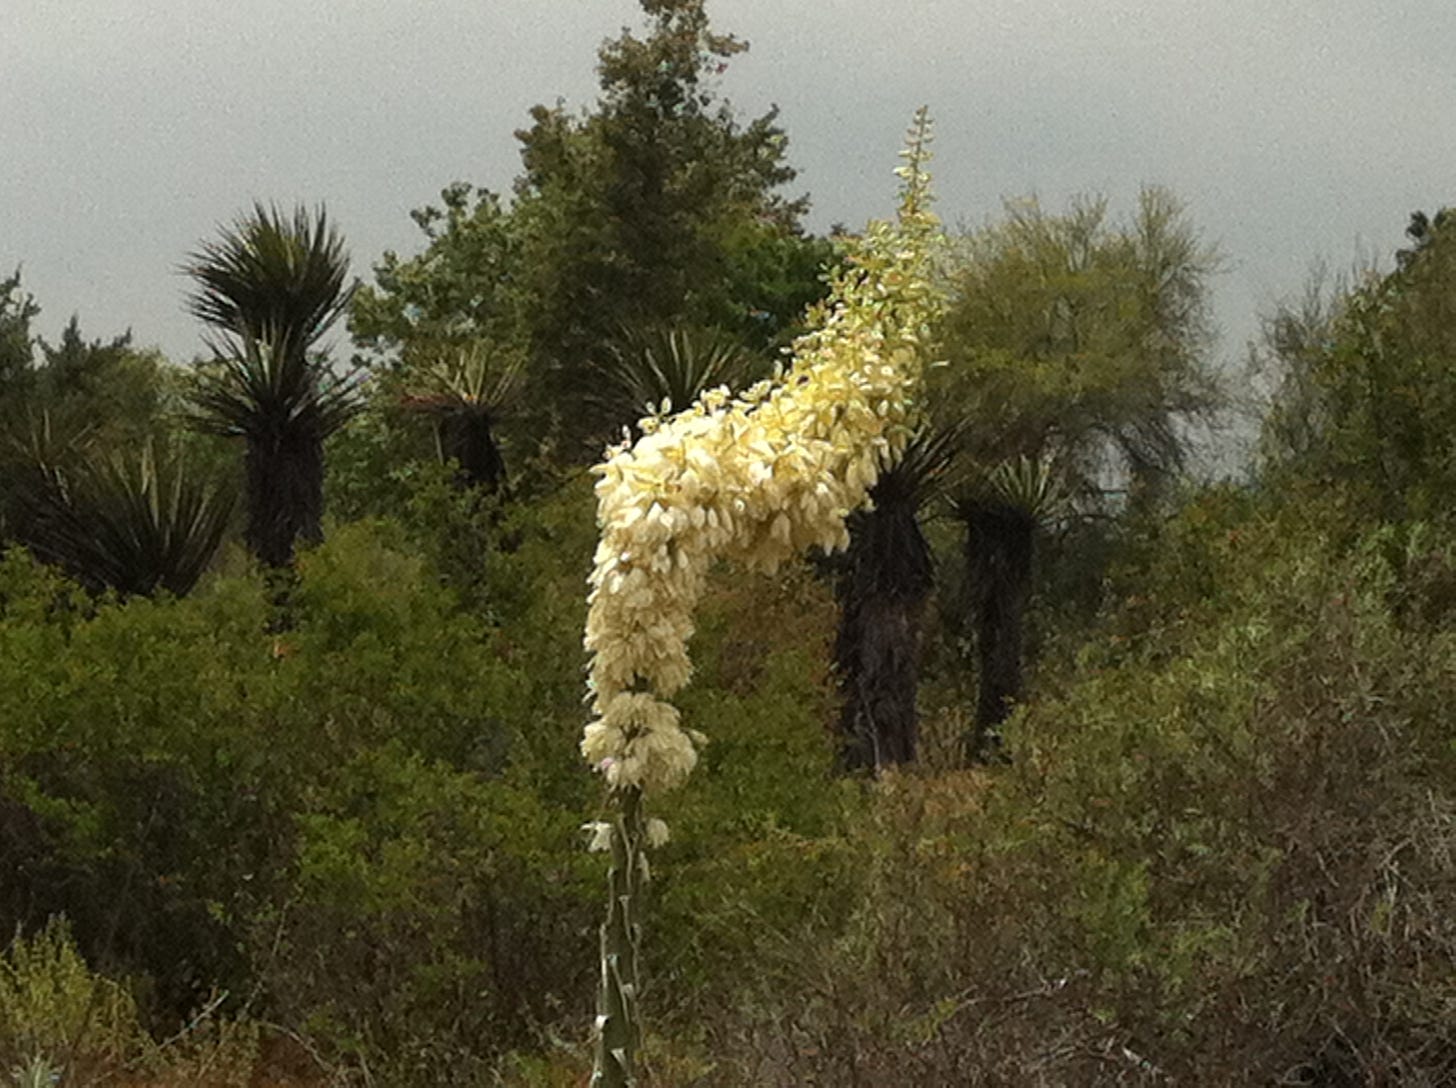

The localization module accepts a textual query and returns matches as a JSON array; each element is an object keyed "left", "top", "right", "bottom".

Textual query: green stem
[{"left": 591, "top": 787, "right": 644, "bottom": 1088}]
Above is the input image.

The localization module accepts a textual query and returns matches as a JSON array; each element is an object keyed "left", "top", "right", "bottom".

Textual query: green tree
[
  {"left": 1261, "top": 208, "right": 1456, "bottom": 525},
  {"left": 350, "top": 183, "right": 528, "bottom": 367},
  {"left": 34, "top": 317, "right": 166, "bottom": 443},
  {"left": 352, "top": 0, "right": 828, "bottom": 455},
  {"left": 184, "top": 203, "right": 357, "bottom": 568},
  {"left": 934, "top": 189, "right": 1220, "bottom": 748},
  {"left": 0, "top": 269, "right": 39, "bottom": 409}
]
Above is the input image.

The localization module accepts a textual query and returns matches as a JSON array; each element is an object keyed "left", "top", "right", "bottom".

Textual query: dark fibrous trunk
[
  {"left": 963, "top": 502, "right": 1036, "bottom": 761},
  {"left": 834, "top": 486, "right": 935, "bottom": 771},
  {"left": 245, "top": 427, "right": 324, "bottom": 569},
  {"left": 439, "top": 414, "right": 507, "bottom": 494}
]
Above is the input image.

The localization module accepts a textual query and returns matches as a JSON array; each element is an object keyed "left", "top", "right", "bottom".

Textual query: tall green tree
[
  {"left": 33, "top": 318, "right": 166, "bottom": 443},
  {"left": 1261, "top": 208, "right": 1456, "bottom": 525},
  {"left": 184, "top": 204, "right": 356, "bottom": 568},
  {"left": 934, "top": 189, "right": 1220, "bottom": 749},
  {"left": 352, "top": 0, "right": 828, "bottom": 454},
  {"left": 512, "top": 0, "right": 806, "bottom": 357}
]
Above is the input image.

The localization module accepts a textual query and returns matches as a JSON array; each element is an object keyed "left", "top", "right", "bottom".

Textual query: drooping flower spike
[{"left": 582, "top": 108, "right": 944, "bottom": 794}]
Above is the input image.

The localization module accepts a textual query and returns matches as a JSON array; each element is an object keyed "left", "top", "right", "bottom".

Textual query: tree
[
  {"left": 398, "top": 343, "right": 524, "bottom": 494},
  {"left": 34, "top": 317, "right": 164, "bottom": 443},
  {"left": 0, "top": 269, "right": 39, "bottom": 409},
  {"left": 184, "top": 204, "right": 356, "bottom": 568},
  {"left": 352, "top": 0, "right": 828, "bottom": 455},
  {"left": 1260, "top": 208, "right": 1456, "bottom": 525},
  {"left": 833, "top": 425, "right": 960, "bottom": 769},
  {"left": 350, "top": 184, "right": 528, "bottom": 367},
  {"left": 934, "top": 189, "right": 1220, "bottom": 752}
]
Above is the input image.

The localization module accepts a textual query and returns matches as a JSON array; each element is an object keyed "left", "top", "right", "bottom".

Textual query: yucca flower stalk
[{"left": 581, "top": 110, "right": 943, "bottom": 1087}]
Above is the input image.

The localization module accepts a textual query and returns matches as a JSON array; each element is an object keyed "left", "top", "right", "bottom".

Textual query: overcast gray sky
[{"left": 4, "top": 0, "right": 1453, "bottom": 378}]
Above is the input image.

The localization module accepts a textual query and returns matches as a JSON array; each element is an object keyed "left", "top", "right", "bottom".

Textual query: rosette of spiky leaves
[
  {"left": 184, "top": 204, "right": 357, "bottom": 567},
  {"left": 184, "top": 203, "right": 352, "bottom": 348},
  {"left": 956, "top": 453, "right": 1069, "bottom": 526},
  {"left": 399, "top": 342, "right": 525, "bottom": 493},
  {"left": 952, "top": 454, "right": 1068, "bottom": 755},
  {"left": 11, "top": 429, "right": 234, "bottom": 598},
  {"left": 594, "top": 322, "right": 765, "bottom": 436},
  {"left": 835, "top": 422, "right": 964, "bottom": 768},
  {"left": 186, "top": 330, "right": 355, "bottom": 567}
]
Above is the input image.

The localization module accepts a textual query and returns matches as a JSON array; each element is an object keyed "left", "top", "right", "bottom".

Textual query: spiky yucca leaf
[
  {"left": 184, "top": 203, "right": 351, "bottom": 346},
  {"left": 13, "top": 439, "right": 234, "bottom": 598},
  {"left": 187, "top": 330, "right": 357, "bottom": 442},
  {"left": 400, "top": 343, "right": 526, "bottom": 492},
  {"left": 400, "top": 342, "right": 526, "bottom": 420},
  {"left": 595, "top": 323, "right": 764, "bottom": 430},
  {"left": 955, "top": 453, "right": 1068, "bottom": 525}
]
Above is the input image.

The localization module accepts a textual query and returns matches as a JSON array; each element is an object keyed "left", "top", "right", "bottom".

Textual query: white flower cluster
[{"left": 582, "top": 124, "right": 942, "bottom": 794}]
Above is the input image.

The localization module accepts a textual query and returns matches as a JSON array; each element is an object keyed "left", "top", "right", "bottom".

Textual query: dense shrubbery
[{"left": 3, "top": 428, "right": 1456, "bottom": 1086}]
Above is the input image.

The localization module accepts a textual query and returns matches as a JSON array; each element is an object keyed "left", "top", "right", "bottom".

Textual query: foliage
[
  {"left": 649, "top": 495, "right": 1456, "bottom": 1085},
  {"left": 1260, "top": 208, "right": 1456, "bottom": 524},
  {"left": 34, "top": 318, "right": 164, "bottom": 438},
  {"left": 9, "top": 436, "right": 234, "bottom": 598},
  {"left": 353, "top": 0, "right": 827, "bottom": 454},
  {"left": 350, "top": 183, "right": 529, "bottom": 367},
  {"left": 934, "top": 188, "right": 1221, "bottom": 499},
  {"left": 0, "top": 917, "right": 142, "bottom": 1078},
  {"left": 185, "top": 203, "right": 358, "bottom": 567},
  {"left": 929, "top": 190, "right": 1220, "bottom": 755},
  {"left": 0, "top": 269, "right": 39, "bottom": 402},
  {"left": 591, "top": 322, "right": 766, "bottom": 437}
]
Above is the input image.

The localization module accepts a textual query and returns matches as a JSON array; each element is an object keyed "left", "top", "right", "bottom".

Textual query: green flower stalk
[
  {"left": 590, "top": 789, "right": 643, "bottom": 1088},
  {"left": 582, "top": 110, "right": 944, "bottom": 1085}
]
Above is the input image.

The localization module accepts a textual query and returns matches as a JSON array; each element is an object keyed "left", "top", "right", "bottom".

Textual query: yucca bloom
[
  {"left": 583, "top": 112, "right": 944, "bottom": 1088},
  {"left": 582, "top": 111, "right": 943, "bottom": 793}
]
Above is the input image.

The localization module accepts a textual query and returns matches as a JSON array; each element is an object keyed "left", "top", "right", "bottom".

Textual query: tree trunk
[
  {"left": 439, "top": 415, "right": 507, "bottom": 494},
  {"left": 964, "top": 502, "right": 1036, "bottom": 761},
  {"left": 244, "top": 427, "right": 324, "bottom": 569},
  {"left": 834, "top": 492, "right": 934, "bottom": 770}
]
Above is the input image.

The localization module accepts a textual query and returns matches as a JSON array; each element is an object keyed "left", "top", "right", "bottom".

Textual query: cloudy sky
[{"left": 4, "top": 0, "right": 1453, "bottom": 376}]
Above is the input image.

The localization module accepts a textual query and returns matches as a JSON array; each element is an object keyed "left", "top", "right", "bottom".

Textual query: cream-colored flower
[{"left": 581, "top": 115, "right": 942, "bottom": 794}]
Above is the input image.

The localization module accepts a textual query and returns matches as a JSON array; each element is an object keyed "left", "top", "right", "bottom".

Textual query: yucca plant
[
  {"left": 834, "top": 424, "right": 964, "bottom": 769},
  {"left": 952, "top": 454, "right": 1067, "bottom": 758},
  {"left": 184, "top": 204, "right": 356, "bottom": 568},
  {"left": 399, "top": 342, "right": 524, "bottom": 493},
  {"left": 593, "top": 322, "right": 764, "bottom": 436},
  {"left": 10, "top": 430, "right": 234, "bottom": 598}
]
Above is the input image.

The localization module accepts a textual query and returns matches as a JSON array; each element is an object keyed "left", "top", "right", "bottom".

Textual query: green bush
[{"left": 668, "top": 497, "right": 1456, "bottom": 1085}]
